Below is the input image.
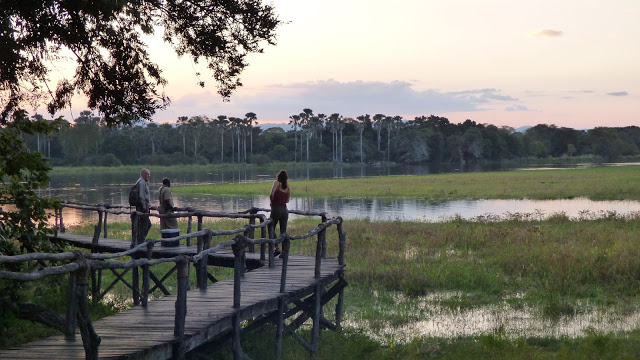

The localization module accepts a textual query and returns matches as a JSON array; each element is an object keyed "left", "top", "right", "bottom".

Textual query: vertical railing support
[
  {"left": 336, "top": 220, "right": 346, "bottom": 329},
  {"left": 142, "top": 239, "right": 154, "bottom": 307},
  {"left": 310, "top": 282, "right": 322, "bottom": 354},
  {"left": 198, "top": 231, "right": 211, "bottom": 290},
  {"left": 248, "top": 215, "right": 256, "bottom": 253},
  {"left": 275, "top": 298, "right": 286, "bottom": 360},
  {"left": 231, "top": 236, "right": 245, "bottom": 360},
  {"left": 60, "top": 207, "right": 65, "bottom": 233},
  {"left": 186, "top": 215, "right": 193, "bottom": 246},
  {"left": 259, "top": 217, "right": 267, "bottom": 261},
  {"left": 54, "top": 207, "right": 59, "bottom": 234},
  {"left": 196, "top": 231, "right": 204, "bottom": 288},
  {"left": 173, "top": 257, "right": 189, "bottom": 360},
  {"left": 279, "top": 235, "right": 290, "bottom": 293},
  {"left": 233, "top": 237, "right": 245, "bottom": 307},
  {"left": 268, "top": 220, "right": 276, "bottom": 268},
  {"left": 76, "top": 264, "right": 100, "bottom": 360},
  {"left": 314, "top": 231, "right": 323, "bottom": 279},
  {"left": 103, "top": 210, "right": 108, "bottom": 239},
  {"left": 130, "top": 212, "right": 140, "bottom": 306},
  {"left": 338, "top": 220, "right": 345, "bottom": 266},
  {"left": 320, "top": 214, "right": 328, "bottom": 258},
  {"left": 91, "top": 209, "right": 103, "bottom": 304},
  {"left": 232, "top": 312, "right": 243, "bottom": 360},
  {"left": 65, "top": 270, "right": 77, "bottom": 340}
]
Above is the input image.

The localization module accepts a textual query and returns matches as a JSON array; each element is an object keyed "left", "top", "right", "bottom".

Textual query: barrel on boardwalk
[{"left": 161, "top": 229, "right": 180, "bottom": 247}]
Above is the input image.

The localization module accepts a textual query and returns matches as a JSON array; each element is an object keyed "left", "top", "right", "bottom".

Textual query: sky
[{"left": 55, "top": 0, "right": 640, "bottom": 129}]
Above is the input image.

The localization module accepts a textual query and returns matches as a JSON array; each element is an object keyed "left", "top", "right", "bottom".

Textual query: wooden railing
[{"left": 2, "top": 202, "right": 346, "bottom": 360}]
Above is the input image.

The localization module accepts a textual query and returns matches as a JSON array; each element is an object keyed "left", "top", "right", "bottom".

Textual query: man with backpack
[{"left": 130, "top": 168, "right": 152, "bottom": 244}]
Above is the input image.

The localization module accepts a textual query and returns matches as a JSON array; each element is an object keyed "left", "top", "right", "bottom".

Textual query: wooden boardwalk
[{"left": 0, "top": 232, "right": 345, "bottom": 359}]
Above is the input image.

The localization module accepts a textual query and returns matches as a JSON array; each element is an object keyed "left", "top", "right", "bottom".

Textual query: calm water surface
[{"left": 43, "top": 163, "right": 640, "bottom": 226}]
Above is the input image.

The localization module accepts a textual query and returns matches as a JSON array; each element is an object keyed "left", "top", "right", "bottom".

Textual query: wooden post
[
  {"left": 310, "top": 282, "right": 322, "bottom": 354},
  {"left": 130, "top": 212, "right": 140, "bottom": 306},
  {"left": 318, "top": 226, "right": 327, "bottom": 259},
  {"left": 268, "top": 220, "right": 276, "bottom": 268},
  {"left": 91, "top": 210, "right": 103, "bottom": 304},
  {"left": 232, "top": 237, "right": 245, "bottom": 308},
  {"left": 199, "top": 231, "right": 211, "bottom": 290},
  {"left": 142, "top": 240, "right": 154, "bottom": 307},
  {"left": 103, "top": 211, "right": 108, "bottom": 238},
  {"left": 314, "top": 232, "right": 323, "bottom": 279},
  {"left": 279, "top": 237, "right": 290, "bottom": 293},
  {"left": 60, "top": 207, "right": 65, "bottom": 232},
  {"left": 186, "top": 215, "right": 193, "bottom": 246},
  {"left": 231, "top": 237, "right": 245, "bottom": 358},
  {"left": 259, "top": 217, "right": 266, "bottom": 261},
  {"left": 76, "top": 265, "right": 101, "bottom": 360},
  {"left": 336, "top": 224, "right": 346, "bottom": 329},
  {"left": 196, "top": 231, "right": 203, "bottom": 289},
  {"left": 335, "top": 278, "right": 345, "bottom": 330},
  {"left": 232, "top": 312, "right": 243, "bottom": 360},
  {"left": 248, "top": 216, "right": 255, "bottom": 253},
  {"left": 338, "top": 221, "right": 345, "bottom": 266},
  {"left": 275, "top": 298, "right": 286, "bottom": 360},
  {"left": 173, "top": 257, "right": 189, "bottom": 360},
  {"left": 65, "top": 270, "right": 77, "bottom": 340},
  {"left": 321, "top": 214, "right": 328, "bottom": 258},
  {"left": 92, "top": 210, "right": 103, "bottom": 245}
]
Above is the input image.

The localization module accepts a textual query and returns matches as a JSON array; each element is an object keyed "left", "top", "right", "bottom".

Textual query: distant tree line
[{"left": 18, "top": 109, "right": 640, "bottom": 166}]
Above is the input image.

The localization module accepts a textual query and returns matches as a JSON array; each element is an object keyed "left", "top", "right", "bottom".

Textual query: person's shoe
[{"left": 274, "top": 249, "right": 281, "bottom": 257}]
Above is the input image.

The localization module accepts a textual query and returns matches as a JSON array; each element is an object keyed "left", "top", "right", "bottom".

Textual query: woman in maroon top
[{"left": 270, "top": 170, "right": 290, "bottom": 255}]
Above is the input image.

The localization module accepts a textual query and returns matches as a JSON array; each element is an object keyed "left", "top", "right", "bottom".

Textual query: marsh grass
[
  {"left": 205, "top": 325, "right": 640, "bottom": 360},
  {"left": 9, "top": 214, "right": 640, "bottom": 357},
  {"left": 173, "top": 166, "right": 640, "bottom": 201}
]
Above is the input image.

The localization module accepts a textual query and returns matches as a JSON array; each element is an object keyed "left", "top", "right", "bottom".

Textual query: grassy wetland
[
  {"left": 179, "top": 165, "right": 640, "bottom": 359},
  {"left": 7, "top": 165, "right": 640, "bottom": 358},
  {"left": 174, "top": 165, "right": 640, "bottom": 201}
]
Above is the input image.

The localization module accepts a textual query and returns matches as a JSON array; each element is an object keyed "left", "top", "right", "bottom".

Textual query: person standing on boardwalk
[
  {"left": 132, "top": 168, "right": 152, "bottom": 243},
  {"left": 270, "top": 170, "right": 290, "bottom": 255},
  {"left": 158, "top": 177, "right": 178, "bottom": 230}
]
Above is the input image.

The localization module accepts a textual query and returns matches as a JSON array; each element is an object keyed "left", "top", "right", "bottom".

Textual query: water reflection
[
  {"left": 42, "top": 163, "right": 640, "bottom": 226},
  {"left": 54, "top": 194, "right": 640, "bottom": 227},
  {"left": 347, "top": 292, "right": 640, "bottom": 341}
]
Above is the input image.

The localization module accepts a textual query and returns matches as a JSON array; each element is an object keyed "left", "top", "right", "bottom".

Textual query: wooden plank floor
[{"left": 0, "top": 233, "right": 344, "bottom": 359}]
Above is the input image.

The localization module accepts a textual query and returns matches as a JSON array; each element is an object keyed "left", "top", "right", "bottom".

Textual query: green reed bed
[{"left": 174, "top": 165, "right": 640, "bottom": 201}]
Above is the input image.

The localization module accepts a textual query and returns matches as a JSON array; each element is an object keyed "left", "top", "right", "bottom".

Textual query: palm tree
[
  {"left": 317, "top": 113, "right": 326, "bottom": 144},
  {"left": 146, "top": 122, "right": 159, "bottom": 155},
  {"left": 384, "top": 115, "right": 403, "bottom": 161},
  {"left": 228, "top": 117, "right": 243, "bottom": 162},
  {"left": 328, "top": 113, "right": 340, "bottom": 162},
  {"left": 301, "top": 108, "right": 314, "bottom": 161},
  {"left": 177, "top": 116, "right": 189, "bottom": 156},
  {"left": 288, "top": 114, "right": 300, "bottom": 162},
  {"left": 355, "top": 114, "right": 369, "bottom": 163},
  {"left": 188, "top": 115, "right": 208, "bottom": 157},
  {"left": 213, "top": 115, "right": 228, "bottom": 163},
  {"left": 372, "top": 113, "right": 385, "bottom": 152},
  {"left": 244, "top": 112, "right": 257, "bottom": 160},
  {"left": 337, "top": 116, "right": 347, "bottom": 163}
]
